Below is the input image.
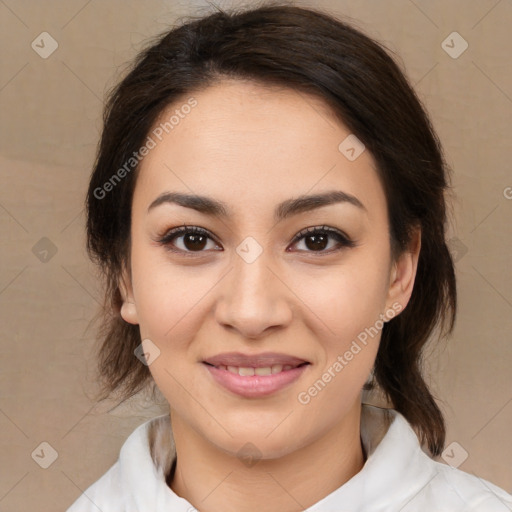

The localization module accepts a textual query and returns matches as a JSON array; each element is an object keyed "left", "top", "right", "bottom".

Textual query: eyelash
[{"left": 156, "top": 224, "right": 356, "bottom": 257}]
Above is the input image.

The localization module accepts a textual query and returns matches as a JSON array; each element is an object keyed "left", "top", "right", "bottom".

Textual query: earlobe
[
  {"left": 120, "top": 300, "right": 139, "bottom": 325},
  {"left": 118, "top": 267, "right": 139, "bottom": 325},
  {"left": 385, "top": 228, "right": 421, "bottom": 315}
]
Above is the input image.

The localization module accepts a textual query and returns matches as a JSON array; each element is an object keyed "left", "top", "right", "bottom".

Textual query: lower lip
[{"left": 203, "top": 363, "right": 310, "bottom": 398}]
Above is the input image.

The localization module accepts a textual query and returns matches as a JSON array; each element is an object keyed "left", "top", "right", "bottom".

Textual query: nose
[{"left": 214, "top": 249, "right": 293, "bottom": 339}]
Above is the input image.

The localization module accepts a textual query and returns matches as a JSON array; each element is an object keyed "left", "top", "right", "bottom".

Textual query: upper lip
[{"left": 202, "top": 352, "right": 310, "bottom": 368}]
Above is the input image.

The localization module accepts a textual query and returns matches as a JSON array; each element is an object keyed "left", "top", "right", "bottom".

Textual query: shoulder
[
  {"left": 366, "top": 406, "right": 512, "bottom": 511},
  {"left": 66, "top": 414, "right": 172, "bottom": 512},
  {"left": 395, "top": 423, "right": 512, "bottom": 510},
  {"left": 424, "top": 458, "right": 512, "bottom": 511},
  {"left": 66, "top": 461, "right": 123, "bottom": 512}
]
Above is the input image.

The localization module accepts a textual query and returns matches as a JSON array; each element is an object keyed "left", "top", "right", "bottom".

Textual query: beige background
[{"left": 1, "top": 0, "right": 511, "bottom": 510}]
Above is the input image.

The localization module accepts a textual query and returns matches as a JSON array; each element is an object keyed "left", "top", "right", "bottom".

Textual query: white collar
[{"left": 307, "top": 405, "right": 438, "bottom": 510}]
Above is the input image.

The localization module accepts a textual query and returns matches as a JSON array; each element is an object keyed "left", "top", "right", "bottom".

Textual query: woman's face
[{"left": 120, "top": 80, "right": 418, "bottom": 459}]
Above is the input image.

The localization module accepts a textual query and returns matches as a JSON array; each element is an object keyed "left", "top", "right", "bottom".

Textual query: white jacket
[{"left": 67, "top": 404, "right": 512, "bottom": 511}]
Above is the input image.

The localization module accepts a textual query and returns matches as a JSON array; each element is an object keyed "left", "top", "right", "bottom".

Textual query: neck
[{"left": 168, "top": 401, "right": 365, "bottom": 512}]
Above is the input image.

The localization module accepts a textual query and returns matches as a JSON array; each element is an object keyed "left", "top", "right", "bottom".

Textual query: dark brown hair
[{"left": 86, "top": 2, "right": 456, "bottom": 456}]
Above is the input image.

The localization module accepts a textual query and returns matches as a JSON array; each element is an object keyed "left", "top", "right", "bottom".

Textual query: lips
[
  {"left": 202, "top": 351, "right": 309, "bottom": 369},
  {"left": 203, "top": 359, "right": 310, "bottom": 397}
]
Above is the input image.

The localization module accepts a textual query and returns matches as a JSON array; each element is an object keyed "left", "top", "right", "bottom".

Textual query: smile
[
  {"left": 204, "top": 362, "right": 308, "bottom": 376},
  {"left": 202, "top": 362, "right": 311, "bottom": 397}
]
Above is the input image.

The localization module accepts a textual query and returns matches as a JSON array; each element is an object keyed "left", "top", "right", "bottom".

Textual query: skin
[{"left": 119, "top": 79, "right": 420, "bottom": 512}]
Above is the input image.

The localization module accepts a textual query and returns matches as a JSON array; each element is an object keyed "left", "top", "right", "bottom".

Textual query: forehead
[{"left": 133, "top": 80, "right": 386, "bottom": 225}]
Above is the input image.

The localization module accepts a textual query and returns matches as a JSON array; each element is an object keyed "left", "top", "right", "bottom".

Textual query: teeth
[
  {"left": 255, "top": 366, "right": 272, "bottom": 376},
  {"left": 220, "top": 364, "right": 297, "bottom": 376}
]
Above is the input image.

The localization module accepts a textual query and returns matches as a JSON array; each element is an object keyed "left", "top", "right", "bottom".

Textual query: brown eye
[
  {"left": 157, "top": 226, "right": 220, "bottom": 254},
  {"left": 180, "top": 232, "right": 208, "bottom": 251},
  {"left": 290, "top": 226, "right": 356, "bottom": 253}
]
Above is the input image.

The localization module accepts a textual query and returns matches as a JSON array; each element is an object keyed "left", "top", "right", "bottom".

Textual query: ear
[
  {"left": 385, "top": 226, "right": 421, "bottom": 315},
  {"left": 118, "top": 263, "right": 139, "bottom": 325}
]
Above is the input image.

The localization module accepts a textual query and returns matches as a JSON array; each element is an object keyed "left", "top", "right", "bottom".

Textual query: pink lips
[{"left": 202, "top": 352, "right": 311, "bottom": 398}]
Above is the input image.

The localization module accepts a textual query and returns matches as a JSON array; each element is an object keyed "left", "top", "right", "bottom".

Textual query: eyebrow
[{"left": 147, "top": 190, "right": 366, "bottom": 221}]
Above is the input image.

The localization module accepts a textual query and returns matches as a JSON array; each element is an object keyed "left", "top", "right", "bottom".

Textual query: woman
[{"left": 67, "top": 3, "right": 512, "bottom": 511}]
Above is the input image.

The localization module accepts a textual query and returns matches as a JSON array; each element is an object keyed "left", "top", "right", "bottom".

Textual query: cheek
[
  {"left": 291, "top": 263, "right": 387, "bottom": 420},
  {"left": 133, "top": 261, "right": 209, "bottom": 342},
  {"left": 294, "top": 257, "right": 389, "bottom": 341},
  {"left": 289, "top": 252, "right": 389, "bottom": 404},
  {"left": 129, "top": 224, "right": 211, "bottom": 330},
  {"left": 130, "top": 257, "right": 212, "bottom": 406}
]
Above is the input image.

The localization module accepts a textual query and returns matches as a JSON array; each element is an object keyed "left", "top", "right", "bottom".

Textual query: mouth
[
  {"left": 201, "top": 352, "right": 311, "bottom": 376},
  {"left": 202, "top": 361, "right": 310, "bottom": 376},
  {"left": 201, "top": 352, "right": 311, "bottom": 398}
]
